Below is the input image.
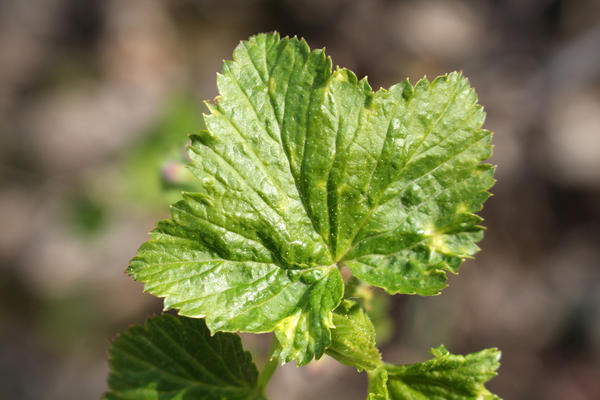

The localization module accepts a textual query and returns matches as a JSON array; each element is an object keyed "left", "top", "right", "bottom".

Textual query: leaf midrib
[{"left": 232, "top": 35, "right": 335, "bottom": 264}]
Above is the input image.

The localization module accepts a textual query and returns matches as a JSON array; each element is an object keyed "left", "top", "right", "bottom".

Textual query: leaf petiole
[{"left": 257, "top": 335, "right": 281, "bottom": 395}]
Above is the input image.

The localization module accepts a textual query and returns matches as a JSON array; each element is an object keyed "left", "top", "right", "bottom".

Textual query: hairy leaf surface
[
  {"left": 129, "top": 32, "right": 494, "bottom": 364},
  {"left": 327, "top": 299, "right": 382, "bottom": 371},
  {"left": 368, "top": 346, "right": 501, "bottom": 400},
  {"left": 105, "top": 315, "right": 264, "bottom": 400}
]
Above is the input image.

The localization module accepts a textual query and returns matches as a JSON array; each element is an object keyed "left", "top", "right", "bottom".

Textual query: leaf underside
[
  {"left": 128, "top": 32, "right": 494, "bottom": 365},
  {"left": 105, "top": 314, "right": 264, "bottom": 400}
]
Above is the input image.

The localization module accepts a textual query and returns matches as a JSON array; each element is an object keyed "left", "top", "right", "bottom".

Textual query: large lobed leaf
[
  {"left": 128, "top": 32, "right": 494, "bottom": 365},
  {"left": 105, "top": 314, "right": 264, "bottom": 400}
]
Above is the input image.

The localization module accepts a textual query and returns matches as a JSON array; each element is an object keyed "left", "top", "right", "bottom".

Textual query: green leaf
[
  {"left": 343, "top": 279, "right": 394, "bottom": 346},
  {"left": 129, "top": 32, "right": 493, "bottom": 364},
  {"left": 326, "top": 299, "right": 382, "bottom": 371},
  {"left": 368, "top": 367, "right": 390, "bottom": 400},
  {"left": 129, "top": 32, "right": 343, "bottom": 365},
  {"left": 105, "top": 314, "right": 264, "bottom": 400},
  {"left": 337, "top": 74, "right": 494, "bottom": 296},
  {"left": 367, "top": 345, "right": 501, "bottom": 400}
]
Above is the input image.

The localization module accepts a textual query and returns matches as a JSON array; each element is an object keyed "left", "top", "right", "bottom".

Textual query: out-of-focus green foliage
[
  {"left": 66, "top": 192, "right": 107, "bottom": 235},
  {"left": 121, "top": 97, "right": 203, "bottom": 209}
]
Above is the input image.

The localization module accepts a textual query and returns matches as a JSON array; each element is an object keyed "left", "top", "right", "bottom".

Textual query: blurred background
[{"left": 1, "top": 0, "right": 599, "bottom": 399}]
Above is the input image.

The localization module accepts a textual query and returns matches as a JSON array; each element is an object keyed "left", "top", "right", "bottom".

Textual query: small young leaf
[
  {"left": 105, "top": 314, "right": 264, "bottom": 400},
  {"left": 367, "top": 345, "right": 501, "bottom": 400},
  {"left": 128, "top": 32, "right": 494, "bottom": 364},
  {"left": 368, "top": 367, "right": 390, "bottom": 400},
  {"left": 326, "top": 299, "right": 382, "bottom": 371}
]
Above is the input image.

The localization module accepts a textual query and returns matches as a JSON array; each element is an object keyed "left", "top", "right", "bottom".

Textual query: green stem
[{"left": 257, "top": 335, "right": 281, "bottom": 394}]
